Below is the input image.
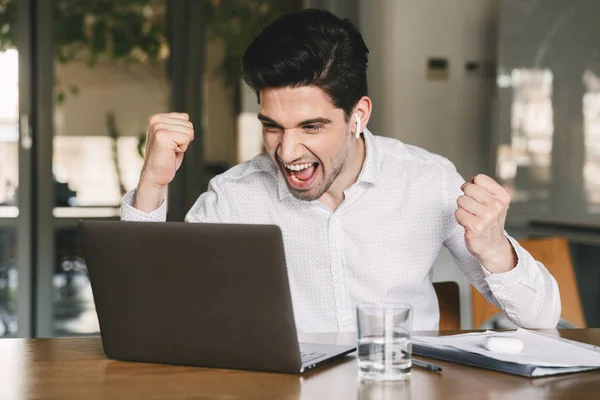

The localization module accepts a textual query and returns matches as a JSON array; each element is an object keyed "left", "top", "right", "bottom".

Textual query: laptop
[{"left": 79, "top": 220, "right": 355, "bottom": 374}]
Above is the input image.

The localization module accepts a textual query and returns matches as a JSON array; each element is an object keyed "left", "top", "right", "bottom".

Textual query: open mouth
[{"left": 281, "top": 161, "right": 320, "bottom": 190}]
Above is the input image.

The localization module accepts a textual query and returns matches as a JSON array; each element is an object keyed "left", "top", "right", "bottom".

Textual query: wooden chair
[
  {"left": 471, "top": 236, "right": 586, "bottom": 329},
  {"left": 433, "top": 281, "right": 461, "bottom": 330}
]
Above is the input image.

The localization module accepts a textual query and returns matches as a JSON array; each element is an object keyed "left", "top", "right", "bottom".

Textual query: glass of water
[{"left": 356, "top": 303, "right": 413, "bottom": 381}]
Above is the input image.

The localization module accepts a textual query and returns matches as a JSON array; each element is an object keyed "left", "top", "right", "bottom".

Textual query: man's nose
[{"left": 278, "top": 130, "right": 302, "bottom": 162}]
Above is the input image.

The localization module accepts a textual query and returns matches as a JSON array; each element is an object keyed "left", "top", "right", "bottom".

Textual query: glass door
[
  {"left": 0, "top": 0, "right": 34, "bottom": 338},
  {"left": 4, "top": 0, "right": 243, "bottom": 337},
  {"left": 33, "top": 0, "right": 171, "bottom": 337}
]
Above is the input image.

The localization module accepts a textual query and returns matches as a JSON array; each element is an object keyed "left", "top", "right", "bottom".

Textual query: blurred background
[{"left": 0, "top": 0, "right": 599, "bottom": 338}]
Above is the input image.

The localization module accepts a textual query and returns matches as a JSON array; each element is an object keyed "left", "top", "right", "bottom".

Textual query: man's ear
[{"left": 354, "top": 96, "right": 372, "bottom": 133}]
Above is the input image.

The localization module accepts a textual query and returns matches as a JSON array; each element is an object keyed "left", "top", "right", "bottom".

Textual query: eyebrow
[{"left": 257, "top": 113, "right": 333, "bottom": 128}]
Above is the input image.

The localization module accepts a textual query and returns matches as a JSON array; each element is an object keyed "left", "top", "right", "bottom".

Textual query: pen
[
  {"left": 412, "top": 358, "right": 443, "bottom": 372},
  {"left": 402, "top": 350, "right": 442, "bottom": 372},
  {"left": 399, "top": 350, "right": 442, "bottom": 372},
  {"left": 360, "top": 349, "right": 444, "bottom": 373}
]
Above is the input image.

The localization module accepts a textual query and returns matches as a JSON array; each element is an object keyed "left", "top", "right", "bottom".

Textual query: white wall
[
  {"left": 360, "top": 0, "right": 501, "bottom": 328},
  {"left": 360, "top": 0, "right": 499, "bottom": 179}
]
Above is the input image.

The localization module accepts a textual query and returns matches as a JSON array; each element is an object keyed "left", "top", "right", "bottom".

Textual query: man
[{"left": 121, "top": 9, "right": 561, "bottom": 332}]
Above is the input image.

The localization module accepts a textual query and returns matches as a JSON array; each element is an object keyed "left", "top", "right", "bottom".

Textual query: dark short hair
[{"left": 242, "top": 9, "right": 369, "bottom": 120}]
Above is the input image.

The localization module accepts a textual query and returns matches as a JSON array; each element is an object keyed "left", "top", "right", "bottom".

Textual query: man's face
[{"left": 259, "top": 86, "right": 352, "bottom": 201}]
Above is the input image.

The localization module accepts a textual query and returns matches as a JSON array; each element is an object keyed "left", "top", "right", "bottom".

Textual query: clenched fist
[
  {"left": 455, "top": 174, "right": 517, "bottom": 274},
  {"left": 134, "top": 112, "right": 194, "bottom": 212}
]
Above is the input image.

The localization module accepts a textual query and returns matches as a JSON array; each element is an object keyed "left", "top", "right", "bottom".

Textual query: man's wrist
[
  {"left": 479, "top": 236, "right": 518, "bottom": 274},
  {"left": 134, "top": 178, "right": 167, "bottom": 213}
]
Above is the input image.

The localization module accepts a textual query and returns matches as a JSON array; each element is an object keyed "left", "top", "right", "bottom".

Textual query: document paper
[{"left": 412, "top": 329, "right": 600, "bottom": 377}]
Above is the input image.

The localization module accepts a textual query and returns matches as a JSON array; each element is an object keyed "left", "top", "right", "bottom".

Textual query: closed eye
[
  {"left": 304, "top": 124, "right": 323, "bottom": 132},
  {"left": 262, "top": 123, "right": 282, "bottom": 132}
]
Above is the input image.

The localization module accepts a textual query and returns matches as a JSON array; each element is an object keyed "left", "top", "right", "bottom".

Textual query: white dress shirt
[{"left": 121, "top": 129, "right": 561, "bottom": 332}]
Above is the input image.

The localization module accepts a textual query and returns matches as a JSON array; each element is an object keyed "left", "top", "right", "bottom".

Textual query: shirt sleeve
[
  {"left": 120, "top": 189, "right": 167, "bottom": 222},
  {"left": 441, "top": 162, "right": 562, "bottom": 329},
  {"left": 185, "top": 176, "right": 231, "bottom": 223},
  {"left": 120, "top": 176, "right": 232, "bottom": 224}
]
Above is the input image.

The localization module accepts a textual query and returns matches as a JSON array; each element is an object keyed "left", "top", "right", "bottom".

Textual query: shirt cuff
[{"left": 120, "top": 189, "right": 167, "bottom": 222}]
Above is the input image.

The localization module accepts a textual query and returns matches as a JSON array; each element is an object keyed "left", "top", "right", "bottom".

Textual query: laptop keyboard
[{"left": 300, "top": 351, "right": 326, "bottom": 364}]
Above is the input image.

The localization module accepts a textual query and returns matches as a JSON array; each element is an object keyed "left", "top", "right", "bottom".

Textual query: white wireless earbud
[{"left": 355, "top": 113, "right": 361, "bottom": 139}]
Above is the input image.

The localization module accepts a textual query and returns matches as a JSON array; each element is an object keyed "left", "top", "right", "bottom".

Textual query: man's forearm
[
  {"left": 479, "top": 236, "right": 518, "bottom": 274},
  {"left": 134, "top": 180, "right": 167, "bottom": 213}
]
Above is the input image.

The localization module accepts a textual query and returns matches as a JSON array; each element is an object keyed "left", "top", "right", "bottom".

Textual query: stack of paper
[{"left": 412, "top": 329, "right": 600, "bottom": 377}]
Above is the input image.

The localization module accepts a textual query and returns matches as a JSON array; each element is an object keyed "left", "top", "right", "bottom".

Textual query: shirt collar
[{"left": 276, "top": 127, "right": 381, "bottom": 201}]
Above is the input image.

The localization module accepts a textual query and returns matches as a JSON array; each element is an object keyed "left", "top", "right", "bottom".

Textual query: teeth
[
  {"left": 290, "top": 171, "right": 301, "bottom": 182},
  {"left": 284, "top": 163, "right": 313, "bottom": 171}
]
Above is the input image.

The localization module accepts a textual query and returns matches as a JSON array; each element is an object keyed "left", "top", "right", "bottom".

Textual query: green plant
[
  {"left": 0, "top": 0, "right": 299, "bottom": 195},
  {"left": 0, "top": 0, "right": 300, "bottom": 95},
  {"left": 204, "top": 0, "right": 301, "bottom": 88},
  {"left": 1, "top": 0, "right": 168, "bottom": 103}
]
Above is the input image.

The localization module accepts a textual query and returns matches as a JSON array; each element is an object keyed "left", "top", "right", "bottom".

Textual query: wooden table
[{"left": 1, "top": 330, "right": 599, "bottom": 399}]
